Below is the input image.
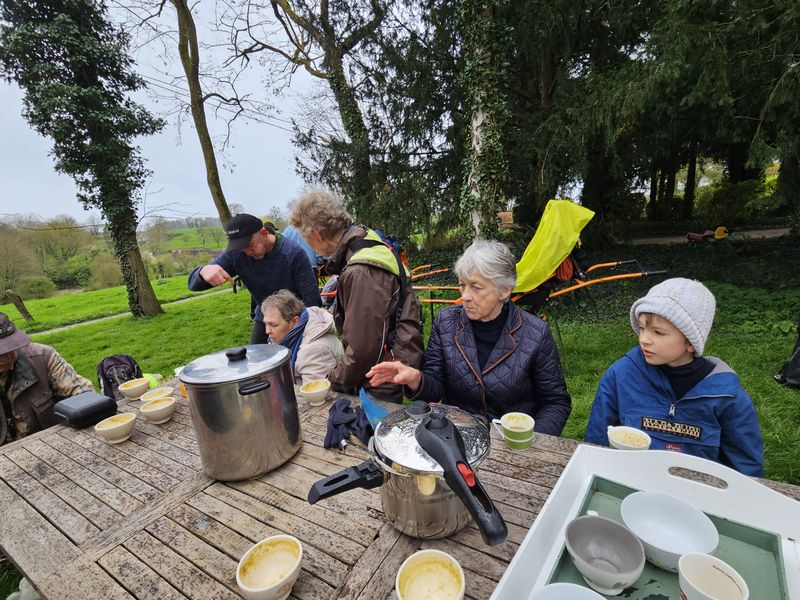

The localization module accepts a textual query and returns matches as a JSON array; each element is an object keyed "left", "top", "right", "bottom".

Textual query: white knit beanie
[{"left": 629, "top": 278, "right": 716, "bottom": 356}]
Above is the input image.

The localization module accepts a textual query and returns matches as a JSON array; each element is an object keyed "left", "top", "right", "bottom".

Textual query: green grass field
[
  {"left": 0, "top": 275, "right": 224, "bottom": 334},
  {"left": 166, "top": 227, "right": 226, "bottom": 250},
  {"left": 33, "top": 289, "right": 253, "bottom": 382}
]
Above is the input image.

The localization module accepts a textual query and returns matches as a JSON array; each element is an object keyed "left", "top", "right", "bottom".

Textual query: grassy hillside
[{"left": 166, "top": 227, "right": 226, "bottom": 250}]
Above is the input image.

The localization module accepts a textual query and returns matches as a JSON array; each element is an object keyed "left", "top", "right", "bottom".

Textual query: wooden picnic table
[{"left": 0, "top": 389, "right": 798, "bottom": 600}]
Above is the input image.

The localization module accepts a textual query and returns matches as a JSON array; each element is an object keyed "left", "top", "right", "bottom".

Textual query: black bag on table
[
  {"left": 96, "top": 354, "right": 143, "bottom": 402},
  {"left": 53, "top": 391, "right": 117, "bottom": 428}
]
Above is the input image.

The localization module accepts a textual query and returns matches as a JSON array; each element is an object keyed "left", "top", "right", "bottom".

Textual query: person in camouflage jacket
[{"left": 0, "top": 312, "right": 93, "bottom": 445}]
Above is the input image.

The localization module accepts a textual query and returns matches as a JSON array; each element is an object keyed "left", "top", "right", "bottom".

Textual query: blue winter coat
[
  {"left": 410, "top": 302, "right": 571, "bottom": 435},
  {"left": 585, "top": 347, "right": 764, "bottom": 476}
]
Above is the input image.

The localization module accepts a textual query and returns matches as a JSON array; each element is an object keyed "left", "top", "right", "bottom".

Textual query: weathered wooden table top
[{"left": 0, "top": 389, "right": 798, "bottom": 599}]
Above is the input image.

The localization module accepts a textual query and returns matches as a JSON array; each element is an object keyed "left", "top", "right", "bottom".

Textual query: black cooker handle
[
  {"left": 239, "top": 380, "right": 271, "bottom": 395},
  {"left": 307, "top": 459, "right": 384, "bottom": 505},
  {"left": 416, "top": 414, "right": 508, "bottom": 546}
]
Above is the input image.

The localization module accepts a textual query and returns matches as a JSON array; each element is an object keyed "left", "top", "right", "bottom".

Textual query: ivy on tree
[{"left": 0, "top": 0, "right": 165, "bottom": 316}]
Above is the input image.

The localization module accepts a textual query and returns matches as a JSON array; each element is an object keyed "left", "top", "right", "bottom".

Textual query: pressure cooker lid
[
  {"left": 180, "top": 344, "right": 290, "bottom": 385},
  {"left": 374, "top": 402, "right": 490, "bottom": 473}
]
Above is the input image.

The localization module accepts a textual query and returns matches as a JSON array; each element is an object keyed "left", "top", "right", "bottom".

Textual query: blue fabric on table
[{"left": 324, "top": 399, "right": 374, "bottom": 448}]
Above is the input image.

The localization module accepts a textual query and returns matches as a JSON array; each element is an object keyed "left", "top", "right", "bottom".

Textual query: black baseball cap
[
  {"left": 225, "top": 213, "right": 264, "bottom": 251},
  {"left": 0, "top": 312, "right": 30, "bottom": 354}
]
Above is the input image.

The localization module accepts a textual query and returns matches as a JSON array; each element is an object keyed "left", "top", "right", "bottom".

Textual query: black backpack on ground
[
  {"left": 97, "top": 354, "right": 143, "bottom": 402},
  {"left": 775, "top": 318, "right": 800, "bottom": 389}
]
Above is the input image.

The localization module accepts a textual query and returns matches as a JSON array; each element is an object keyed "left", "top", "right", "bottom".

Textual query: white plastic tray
[{"left": 491, "top": 445, "right": 800, "bottom": 599}]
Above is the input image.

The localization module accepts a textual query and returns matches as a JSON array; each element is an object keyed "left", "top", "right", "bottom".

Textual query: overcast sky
[{"left": 0, "top": 29, "right": 318, "bottom": 227}]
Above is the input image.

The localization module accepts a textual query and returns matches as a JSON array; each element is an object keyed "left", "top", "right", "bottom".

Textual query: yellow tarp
[{"left": 513, "top": 200, "right": 595, "bottom": 293}]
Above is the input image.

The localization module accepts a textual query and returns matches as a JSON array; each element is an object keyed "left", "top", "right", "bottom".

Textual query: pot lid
[
  {"left": 179, "top": 344, "right": 290, "bottom": 385},
  {"left": 373, "top": 401, "right": 490, "bottom": 474}
]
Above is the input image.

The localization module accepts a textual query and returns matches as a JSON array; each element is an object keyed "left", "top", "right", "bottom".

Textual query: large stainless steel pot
[
  {"left": 180, "top": 345, "right": 301, "bottom": 480},
  {"left": 307, "top": 401, "right": 507, "bottom": 546}
]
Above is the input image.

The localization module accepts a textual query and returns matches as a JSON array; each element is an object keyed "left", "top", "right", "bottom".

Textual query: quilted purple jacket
[{"left": 410, "top": 303, "right": 572, "bottom": 435}]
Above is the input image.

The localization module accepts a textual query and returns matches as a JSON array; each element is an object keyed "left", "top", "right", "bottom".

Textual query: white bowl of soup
[
  {"left": 236, "top": 535, "right": 303, "bottom": 600},
  {"left": 140, "top": 397, "right": 177, "bottom": 424},
  {"left": 95, "top": 413, "right": 136, "bottom": 444},
  {"left": 299, "top": 379, "right": 331, "bottom": 406},
  {"left": 607, "top": 425, "right": 651, "bottom": 450}
]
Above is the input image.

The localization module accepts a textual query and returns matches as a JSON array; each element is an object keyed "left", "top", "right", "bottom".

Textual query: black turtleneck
[
  {"left": 657, "top": 357, "right": 715, "bottom": 399},
  {"left": 471, "top": 303, "right": 510, "bottom": 370}
]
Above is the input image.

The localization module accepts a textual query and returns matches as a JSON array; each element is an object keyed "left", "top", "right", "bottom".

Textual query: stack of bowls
[{"left": 560, "top": 491, "right": 721, "bottom": 596}]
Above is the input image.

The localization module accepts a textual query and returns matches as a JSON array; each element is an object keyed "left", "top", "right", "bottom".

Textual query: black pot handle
[
  {"left": 416, "top": 413, "right": 508, "bottom": 546},
  {"left": 307, "top": 459, "right": 384, "bottom": 504},
  {"left": 239, "top": 380, "right": 270, "bottom": 396}
]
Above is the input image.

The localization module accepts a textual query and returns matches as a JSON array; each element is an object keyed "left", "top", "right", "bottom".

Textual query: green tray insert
[{"left": 546, "top": 476, "right": 788, "bottom": 599}]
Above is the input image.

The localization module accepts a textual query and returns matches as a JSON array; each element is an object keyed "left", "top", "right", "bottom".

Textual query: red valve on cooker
[{"left": 457, "top": 462, "right": 475, "bottom": 487}]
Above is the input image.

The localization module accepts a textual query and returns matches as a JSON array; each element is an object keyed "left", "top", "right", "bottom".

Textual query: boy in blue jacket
[{"left": 585, "top": 278, "right": 764, "bottom": 476}]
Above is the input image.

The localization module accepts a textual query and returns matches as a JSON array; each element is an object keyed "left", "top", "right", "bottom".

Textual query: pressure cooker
[
  {"left": 180, "top": 345, "right": 301, "bottom": 480},
  {"left": 308, "top": 401, "right": 507, "bottom": 546}
]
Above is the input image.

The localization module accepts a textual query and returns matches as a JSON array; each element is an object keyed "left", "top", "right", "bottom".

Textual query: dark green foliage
[{"left": 44, "top": 253, "right": 93, "bottom": 288}]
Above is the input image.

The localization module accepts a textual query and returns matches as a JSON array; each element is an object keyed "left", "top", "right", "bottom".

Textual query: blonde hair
[
  {"left": 261, "top": 290, "right": 304, "bottom": 322},
  {"left": 289, "top": 189, "right": 352, "bottom": 239}
]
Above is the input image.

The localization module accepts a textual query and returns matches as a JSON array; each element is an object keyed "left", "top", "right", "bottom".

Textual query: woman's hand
[{"left": 366, "top": 361, "right": 422, "bottom": 391}]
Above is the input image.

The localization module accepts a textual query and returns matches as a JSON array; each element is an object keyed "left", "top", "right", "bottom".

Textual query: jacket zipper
[{"left": 669, "top": 393, "right": 735, "bottom": 417}]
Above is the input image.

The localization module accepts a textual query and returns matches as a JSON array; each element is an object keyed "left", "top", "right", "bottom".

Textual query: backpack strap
[{"left": 342, "top": 236, "right": 409, "bottom": 347}]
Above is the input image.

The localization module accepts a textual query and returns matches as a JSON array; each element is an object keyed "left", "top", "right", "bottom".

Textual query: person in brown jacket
[
  {"left": 289, "top": 189, "right": 424, "bottom": 401},
  {"left": 0, "top": 312, "right": 93, "bottom": 445}
]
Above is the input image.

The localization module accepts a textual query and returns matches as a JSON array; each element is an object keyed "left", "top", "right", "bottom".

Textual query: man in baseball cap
[
  {"left": 0, "top": 312, "right": 93, "bottom": 445},
  {"left": 188, "top": 213, "right": 321, "bottom": 344},
  {"left": 224, "top": 213, "right": 265, "bottom": 251}
]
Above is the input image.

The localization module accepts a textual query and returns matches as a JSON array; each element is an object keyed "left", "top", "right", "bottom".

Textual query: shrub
[
  {"left": 171, "top": 251, "right": 217, "bottom": 274},
  {"left": 44, "top": 254, "right": 93, "bottom": 288},
  {"left": 144, "top": 254, "right": 178, "bottom": 279},
  {"left": 88, "top": 254, "right": 122, "bottom": 289},
  {"left": 15, "top": 275, "right": 57, "bottom": 299},
  {"left": 694, "top": 180, "right": 763, "bottom": 225}
]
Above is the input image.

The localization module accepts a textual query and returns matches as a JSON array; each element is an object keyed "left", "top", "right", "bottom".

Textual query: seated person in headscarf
[
  {"left": 0, "top": 312, "right": 93, "bottom": 445},
  {"left": 261, "top": 290, "right": 343, "bottom": 385}
]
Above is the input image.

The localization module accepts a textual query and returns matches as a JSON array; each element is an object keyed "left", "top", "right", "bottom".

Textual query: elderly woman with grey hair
[
  {"left": 289, "top": 189, "right": 424, "bottom": 401},
  {"left": 368, "top": 239, "right": 571, "bottom": 434}
]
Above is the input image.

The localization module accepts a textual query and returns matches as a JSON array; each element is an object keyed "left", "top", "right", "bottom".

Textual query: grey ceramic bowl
[{"left": 565, "top": 514, "right": 646, "bottom": 596}]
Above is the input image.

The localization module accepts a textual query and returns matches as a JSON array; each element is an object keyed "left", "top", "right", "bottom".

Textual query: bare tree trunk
[
  {"left": 171, "top": 0, "right": 232, "bottom": 227},
  {"left": 4, "top": 291, "right": 34, "bottom": 321},
  {"left": 120, "top": 244, "right": 163, "bottom": 316},
  {"left": 648, "top": 166, "right": 659, "bottom": 220},
  {"left": 683, "top": 139, "right": 698, "bottom": 219},
  {"left": 664, "top": 165, "right": 677, "bottom": 220},
  {"left": 460, "top": 0, "right": 509, "bottom": 237}
]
